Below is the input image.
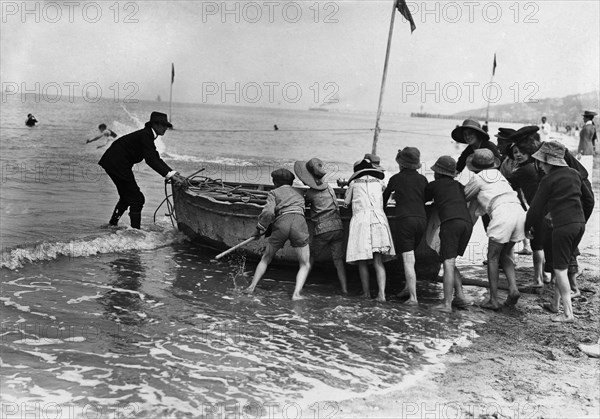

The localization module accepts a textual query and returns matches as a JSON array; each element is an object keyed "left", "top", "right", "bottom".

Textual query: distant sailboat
[{"left": 156, "top": 95, "right": 162, "bottom": 102}]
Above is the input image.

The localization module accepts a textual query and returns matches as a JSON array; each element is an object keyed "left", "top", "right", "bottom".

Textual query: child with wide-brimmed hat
[
  {"left": 294, "top": 157, "right": 348, "bottom": 294},
  {"left": 383, "top": 147, "right": 428, "bottom": 305},
  {"left": 344, "top": 155, "right": 395, "bottom": 302},
  {"left": 452, "top": 119, "right": 502, "bottom": 173},
  {"left": 245, "top": 168, "right": 311, "bottom": 300},
  {"left": 525, "top": 142, "right": 594, "bottom": 322},
  {"left": 464, "top": 149, "right": 526, "bottom": 310},
  {"left": 424, "top": 156, "right": 473, "bottom": 313}
]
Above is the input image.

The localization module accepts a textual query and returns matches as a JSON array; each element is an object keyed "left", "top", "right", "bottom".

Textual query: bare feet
[
  {"left": 432, "top": 303, "right": 452, "bottom": 313},
  {"left": 396, "top": 289, "right": 410, "bottom": 299},
  {"left": 504, "top": 292, "right": 521, "bottom": 307},
  {"left": 551, "top": 314, "right": 574, "bottom": 323},
  {"left": 542, "top": 303, "right": 559, "bottom": 313},
  {"left": 480, "top": 300, "right": 501, "bottom": 311},
  {"left": 452, "top": 297, "right": 470, "bottom": 309},
  {"left": 402, "top": 299, "right": 418, "bottom": 306},
  {"left": 362, "top": 292, "right": 371, "bottom": 299},
  {"left": 528, "top": 282, "right": 544, "bottom": 289},
  {"left": 571, "top": 290, "right": 581, "bottom": 299},
  {"left": 291, "top": 293, "right": 306, "bottom": 301},
  {"left": 243, "top": 286, "right": 255, "bottom": 294},
  {"left": 376, "top": 294, "right": 386, "bottom": 303}
]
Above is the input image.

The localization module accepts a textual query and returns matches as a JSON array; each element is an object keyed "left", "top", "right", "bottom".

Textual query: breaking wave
[{"left": 1, "top": 223, "right": 186, "bottom": 270}]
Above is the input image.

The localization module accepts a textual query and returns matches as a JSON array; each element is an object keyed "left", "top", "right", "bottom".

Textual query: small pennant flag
[
  {"left": 492, "top": 54, "right": 497, "bottom": 76},
  {"left": 396, "top": 0, "right": 416, "bottom": 33},
  {"left": 171, "top": 63, "right": 175, "bottom": 84}
]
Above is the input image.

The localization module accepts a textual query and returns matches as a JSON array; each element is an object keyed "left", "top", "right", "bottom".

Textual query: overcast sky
[{"left": 2, "top": 0, "right": 599, "bottom": 113}]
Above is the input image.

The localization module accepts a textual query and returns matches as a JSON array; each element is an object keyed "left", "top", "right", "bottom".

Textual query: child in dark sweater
[
  {"left": 383, "top": 147, "right": 428, "bottom": 305},
  {"left": 424, "top": 156, "right": 473, "bottom": 313},
  {"left": 526, "top": 142, "right": 594, "bottom": 322}
]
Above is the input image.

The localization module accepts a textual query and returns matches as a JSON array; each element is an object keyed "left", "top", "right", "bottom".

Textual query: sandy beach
[{"left": 339, "top": 152, "right": 600, "bottom": 418}]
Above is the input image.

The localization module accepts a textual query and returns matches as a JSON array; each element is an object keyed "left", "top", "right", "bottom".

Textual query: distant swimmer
[
  {"left": 25, "top": 114, "right": 38, "bottom": 127},
  {"left": 86, "top": 123, "right": 118, "bottom": 148},
  {"left": 273, "top": 124, "right": 279, "bottom": 131}
]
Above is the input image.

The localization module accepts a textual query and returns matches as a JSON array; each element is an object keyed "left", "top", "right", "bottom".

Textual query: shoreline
[{"left": 337, "top": 152, "right": 600, "bottom": 418}]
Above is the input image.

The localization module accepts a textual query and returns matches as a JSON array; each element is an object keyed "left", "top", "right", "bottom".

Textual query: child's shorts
[
  {"left": 310, "top": 229, "right": 345, "bottom": 261},
  {"left": 391, "top": 216, "right": 427, "bottom": 253},
  {"left": 439, "top": 219, "right": 473, "bottom": 260},
  {"left": 268, "top": 213, "right": 309, "bottom": 250},
  {"left": 545, "top": 223, "right": 585, "bottom": 271},
  {"left": 487, "top": 204, "right": 526, "bottom": 244}
]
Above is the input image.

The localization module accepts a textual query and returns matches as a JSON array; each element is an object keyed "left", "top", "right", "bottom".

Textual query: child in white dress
[{"left": 344, "top": 155, "right": 396, "bottom": 302}]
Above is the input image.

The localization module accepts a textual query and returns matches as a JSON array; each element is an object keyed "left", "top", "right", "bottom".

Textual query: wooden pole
[
  {"left": 372, "top": 0, "right": 399, "bottom": 155},
  {"left": 169, "top": 63, "right": 174, "bottom": 124}
]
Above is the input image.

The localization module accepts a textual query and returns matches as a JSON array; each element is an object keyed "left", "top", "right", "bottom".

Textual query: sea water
[{"left": 1, "top": 97, "right": 500, "bottom": 417}]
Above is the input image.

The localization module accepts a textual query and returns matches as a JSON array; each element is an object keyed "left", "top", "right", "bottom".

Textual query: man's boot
[
  {"left": 129, "top": 212, "right": 142, "bottom": 229},
  {"left": 109, "top": 205, "right": 127, "bottom": 226}
]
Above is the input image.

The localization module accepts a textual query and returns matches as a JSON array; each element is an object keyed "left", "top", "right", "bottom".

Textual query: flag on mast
[
  {"left": 171, "top": 63, "right": 175, "bottom": 84},
  {"left": 492, "top": 53, "right": 497, "bottom": 76},
  {"left": 396, "top": 0, "right": 416, "bottom": 33}
]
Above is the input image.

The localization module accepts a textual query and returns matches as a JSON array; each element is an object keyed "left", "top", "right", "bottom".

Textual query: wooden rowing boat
[{"left": 172, "top": 178, "right": 441, "bottom": 280}]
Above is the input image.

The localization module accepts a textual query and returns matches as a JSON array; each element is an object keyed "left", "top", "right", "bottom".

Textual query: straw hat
[
  {"left": 431, "top": 155, "right": 458, "bottom": 177},
  {"left": 451, "top": 119, "right": 490, "bottom": 144},
  {"left": 348, "top": 156, "right": 385, "bottom": 183},
  {"left": 396, "top": 147, "right": 421, "bottom": 169},
  {"left": 294, "top": 158, "right": 328, "bottom": 190},
  {"left": 466, "top": 149, "right": 500, "bottom": 172},
  {"left": 531, "top": 141, "right": 567, "bottom": 167}
]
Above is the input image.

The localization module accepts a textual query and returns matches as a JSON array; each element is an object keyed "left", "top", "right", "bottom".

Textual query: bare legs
[
  {"left": 357, "top": 253, "right": 386, "bottom": 302},
  {"left": 432, "top": 258, "right": 457, "bottom": 313},
  {"left": 308, "top": 255, "right": 348, "bottom": 295},
  {"left": 397, "top": 251, "right": 418, "bottom": 305},
  {"left": 551, "top": 268, "right": 575, "bottom": 322},
  {"left": 481, "top": 240, "right": 519, "bottom": 310},
  {"left": 245, "top": 244, "right": 278, "bottom": 293},
  {"left": 291, "top": 246, "right": 311, "bottom": 300},
  {"left": 245, "top": 244, "right": 311, "bottom": 300}
]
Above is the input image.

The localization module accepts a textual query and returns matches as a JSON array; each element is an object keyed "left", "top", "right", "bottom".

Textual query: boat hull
[{"left": 172, "top": 184, "right": 441, "bottom": 279}]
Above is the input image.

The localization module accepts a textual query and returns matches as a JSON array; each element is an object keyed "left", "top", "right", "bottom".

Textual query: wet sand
[{"left": 339, "top": 152, "right": 600, "bottom": 418}]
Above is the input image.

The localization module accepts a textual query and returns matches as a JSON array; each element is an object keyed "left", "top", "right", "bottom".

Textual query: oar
[{"left": 213, "top": 235, "right": 260, "bottom": 260}]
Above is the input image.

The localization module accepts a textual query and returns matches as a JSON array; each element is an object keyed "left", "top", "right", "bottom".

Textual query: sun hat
[
  {"left": 362, "top": 153, "right": 383, "bottom": 169},
  {"left": 582, "top": 110, "right": 597, "bottom": 118},
  {"left": 148, "top": 111, "right": 173, "bottom": 129},
  {"left": 348, "top": 156, "right": 385, "bottom": 183},
  {"left": 431, "top": 156, "right": 458, "bottom": 177},
  {"left": 531, "top": 141, "right": 568, "bottom": 167},
  {"left": 451, "top": 119, "right": 490, "bottom": 144},
  {"left": 294, "top": 158, "right": 328, "bottom": 190},
  {"left": 466, "top": 149, "right": 501, "bottom": 172},
  {"left": 271, "top": 168, "right": 295, "bottom": 185},
  {"left": 396, "top": 147, "right": 421, "bottom": 169}
]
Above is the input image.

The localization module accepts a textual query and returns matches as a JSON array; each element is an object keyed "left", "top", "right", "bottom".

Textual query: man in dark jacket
[{"left": 99, "top": 111, "right": 188, "bottom": 228}]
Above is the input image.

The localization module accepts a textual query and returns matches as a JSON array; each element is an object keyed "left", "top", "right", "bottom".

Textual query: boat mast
[
  {"left": 372, "top": 0, "right": 399, "bottom": 155},
  {"left": 169, "top": 63, "right": 174, "bottom": 125}
]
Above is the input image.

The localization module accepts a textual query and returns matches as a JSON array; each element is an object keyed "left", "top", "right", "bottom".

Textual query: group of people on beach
[
  {"left": 244, "top": 112, "right": 597, "bottom": 324},
  {"left": 93, "top": 110, "right": 596, "bottom": 322}
]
